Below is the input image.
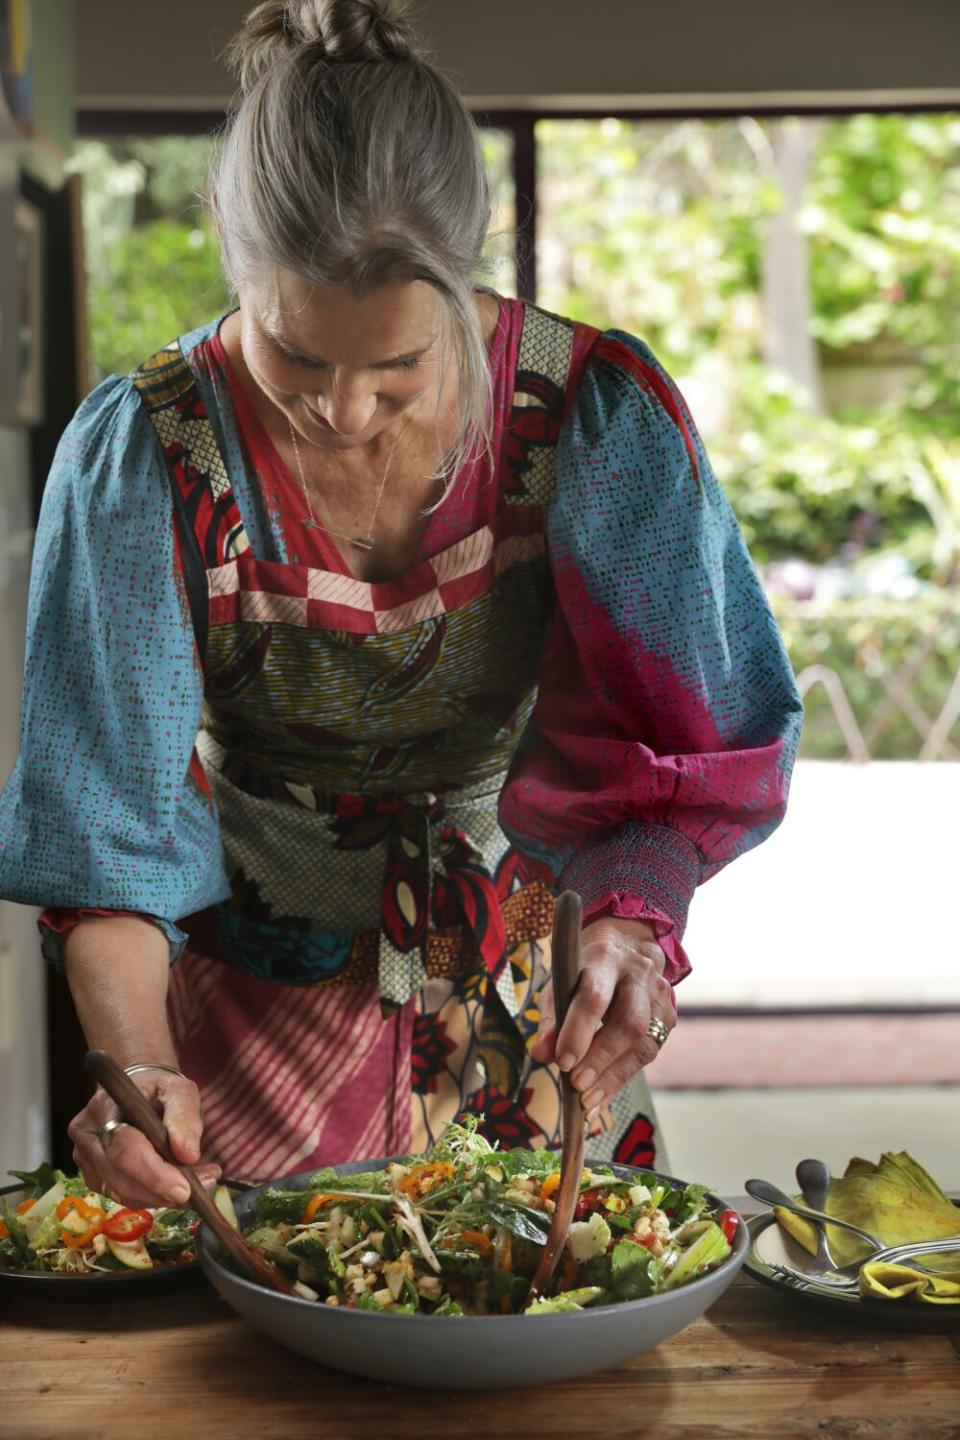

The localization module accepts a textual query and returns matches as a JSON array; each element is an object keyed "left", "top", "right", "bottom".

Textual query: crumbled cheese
[{"left": 567, "top": 1211, "right": 612, "bottom": 1263}]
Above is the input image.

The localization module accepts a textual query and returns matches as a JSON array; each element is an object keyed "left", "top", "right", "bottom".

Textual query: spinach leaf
[
  {"left": 7, "top": 1163, "right": 57, "bottom": 1198},
  {"left": 253, "top": 1188, "right": 311, "bottom": 1225},
  {"left": 148, "top": 1208, "right": 197, "bottom": 1254},
  {"left": 610, "top": 1239, "right": 656, "bottom": 1300},
  {"left": 607, "top": 1213, "right": 633, "bottom": 1231},
  {"left": 484, "top": 1202, "right": 551, "bottom": 1245},
  {"left": 94, "top": 1251, "right": 129, "bottom": 1272},
  {"left": 578, "top": 1253, "right": 613, "bottom": 1290}
]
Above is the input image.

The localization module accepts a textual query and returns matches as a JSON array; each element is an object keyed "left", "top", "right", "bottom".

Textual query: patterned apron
[{"left": 131, "top": 303, "right": 666, "bottom": 1181}]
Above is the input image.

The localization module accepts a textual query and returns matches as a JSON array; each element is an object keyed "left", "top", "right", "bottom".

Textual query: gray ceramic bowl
[{"left": 198, "top": 1155, "right": 748, "bottom": 1388}]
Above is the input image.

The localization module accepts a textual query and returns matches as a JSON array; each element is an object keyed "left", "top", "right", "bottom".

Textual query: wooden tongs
[
  {"left": 525, "top": 890, "right": 585, "bottom": 1307},
  {"left": 85, "top": 1049, "right": 299, "bottom": 1296}
]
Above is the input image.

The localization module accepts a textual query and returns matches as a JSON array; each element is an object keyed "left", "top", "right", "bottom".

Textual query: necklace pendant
[
  {"left": 302, "top": 517, "right": 320, "bottom": 530},
  {"left": 351, "top": 535, "right": 375, "bottom": 551}
]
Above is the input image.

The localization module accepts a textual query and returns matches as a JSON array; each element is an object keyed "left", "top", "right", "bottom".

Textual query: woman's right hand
[{"left": 68, "top": 1069, "right": 221, "bottom": 1210}]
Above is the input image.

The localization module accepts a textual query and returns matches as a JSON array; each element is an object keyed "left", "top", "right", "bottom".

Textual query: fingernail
[
  {"left": 169, "top": 1183, "right": 190, "bottom": 1204},
  {"left": 576, "top": 1068, "right": 596, "bottom": 1090},
  {"left": 585, "top": 1107, "right": 600, "bottom": 1127},
  {"left": 583, "top": 1087, "right": 603, "bottom": 1111},
  {"left": 557, "top": 1051, "right": 576, "bottom": 1072}
]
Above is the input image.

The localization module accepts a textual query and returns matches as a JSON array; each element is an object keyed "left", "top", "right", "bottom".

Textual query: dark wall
[{"left": 76, "top": 0, "right": 960, "bottom": 114}]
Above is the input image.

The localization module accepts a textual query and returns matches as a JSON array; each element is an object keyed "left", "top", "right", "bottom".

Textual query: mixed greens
[
  {"left": 239, "top": 1118, "right": 737, "bottom": 1315},
  {"left": 0, "top": 1163, "right": 199, "bottom": 1276}
]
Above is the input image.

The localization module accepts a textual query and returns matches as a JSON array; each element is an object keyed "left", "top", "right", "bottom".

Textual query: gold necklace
[{"left": 287, "top": 414, "right": 410, "bottom": 552}]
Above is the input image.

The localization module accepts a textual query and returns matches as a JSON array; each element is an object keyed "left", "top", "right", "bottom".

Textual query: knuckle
[
  {"left": 623, "top": 1009, "right": 649, "bottom": 1042},
  {"left": 577, "top": 973, "right": 609, "bottom": 1013}
]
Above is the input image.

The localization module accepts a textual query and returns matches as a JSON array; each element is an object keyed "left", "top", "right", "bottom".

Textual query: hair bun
[{"left": 230, "top": 0, "right": 417, "bottom": 90}]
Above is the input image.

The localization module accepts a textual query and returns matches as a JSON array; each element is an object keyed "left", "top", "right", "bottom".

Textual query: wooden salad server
[
  {"left": 85, "top": 1049, "right": 299, "bottom": 1297},
  {"left": 525, "top": 889, "right": 585, "bottom": 1306}
]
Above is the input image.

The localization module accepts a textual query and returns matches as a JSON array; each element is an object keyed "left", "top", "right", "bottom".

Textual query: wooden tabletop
[{"left": 2, "top": 1271, "right": 958, "bottom": 1440}]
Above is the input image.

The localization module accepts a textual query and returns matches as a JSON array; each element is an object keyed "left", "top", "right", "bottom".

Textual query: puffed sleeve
[
  {"left": 0, "top": 375, "right": 230, "bottom": 948},
  {"left": 498, "top": 330, "right": 803, "bottom": 982}
]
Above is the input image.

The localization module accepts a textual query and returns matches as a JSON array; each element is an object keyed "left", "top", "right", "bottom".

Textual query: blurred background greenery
[{"left": 70, "top": 114, "right": 960, "bottom": 760}]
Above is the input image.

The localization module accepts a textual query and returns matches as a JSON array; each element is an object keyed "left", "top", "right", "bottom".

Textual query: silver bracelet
[{"left": 123, "top": 1062, "right": 186, "bottom": 1080}]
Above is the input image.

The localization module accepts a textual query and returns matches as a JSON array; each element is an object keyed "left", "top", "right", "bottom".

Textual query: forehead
[{"left": 254, "top": 271, "right": 445, "bottom": 362}]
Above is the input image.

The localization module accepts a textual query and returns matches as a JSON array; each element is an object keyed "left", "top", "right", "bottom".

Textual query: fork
[{"left": 770, "top": 1234, "right": 960, "bottom": 1291}]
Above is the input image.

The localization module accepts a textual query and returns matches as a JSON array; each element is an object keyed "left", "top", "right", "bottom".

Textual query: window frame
[{"left": 77, "top": 99, "right": 960, "bottom": 304}]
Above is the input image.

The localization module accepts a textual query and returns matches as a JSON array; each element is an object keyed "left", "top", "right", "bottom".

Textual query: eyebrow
[{"left": 267, "top": 330, "right": 435, "bottom": 368}]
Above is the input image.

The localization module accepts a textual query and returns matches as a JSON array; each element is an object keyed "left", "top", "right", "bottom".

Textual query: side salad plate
[
  {"left": 0, "top": 1167, "right": 202, "bottom": 1295},
  {"left": 745, "top": 1207, "right": 960, "bottom": 1333}
]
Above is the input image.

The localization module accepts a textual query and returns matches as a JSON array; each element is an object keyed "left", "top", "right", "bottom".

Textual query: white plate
[{"left": 744, "top": 1209, "right": 960, "bottom": 1332}]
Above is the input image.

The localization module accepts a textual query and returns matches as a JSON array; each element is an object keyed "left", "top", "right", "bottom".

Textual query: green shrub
[{"left": 774, "top": 594, "right": 960, "bottom": 759}]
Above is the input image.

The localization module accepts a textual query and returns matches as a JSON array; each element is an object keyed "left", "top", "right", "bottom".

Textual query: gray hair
[{"left": 211, "top": 0, "right": 495, "bottom": 490}]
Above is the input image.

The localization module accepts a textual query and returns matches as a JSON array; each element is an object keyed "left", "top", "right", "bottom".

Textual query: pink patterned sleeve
[{"left": 498, "top": 330, "right": 803, "bottom": 985}]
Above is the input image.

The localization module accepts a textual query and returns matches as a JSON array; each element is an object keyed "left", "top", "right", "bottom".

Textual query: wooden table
[{"left": 2, "top": 1271, "right": 958, "bottom": 1440}]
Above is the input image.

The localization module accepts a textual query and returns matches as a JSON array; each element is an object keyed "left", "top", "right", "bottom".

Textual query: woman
[{"left": 0, "top": 0, "right": 802, "bottom": 1210}]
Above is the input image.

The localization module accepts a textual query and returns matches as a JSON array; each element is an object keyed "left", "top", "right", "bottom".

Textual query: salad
[
  {"left": 0, "top": 1163, "right": 200, "bottom": 1276},
  {"left": 239, "top": 1118, "right": 738, "bottom": 1314}
]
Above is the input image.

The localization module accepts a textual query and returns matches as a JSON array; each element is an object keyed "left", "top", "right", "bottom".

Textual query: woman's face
[{"left": 238, "top": 271, "right": 448, "bottom": 451}]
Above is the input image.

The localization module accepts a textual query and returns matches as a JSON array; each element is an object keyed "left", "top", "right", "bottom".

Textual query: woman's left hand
[{"left": 528, "top": 915, "right": 675, "bottom": 1122}]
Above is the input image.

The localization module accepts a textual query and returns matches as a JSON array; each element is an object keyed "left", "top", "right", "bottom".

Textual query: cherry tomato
[{"left": 717, "top": 1208, "right": 740, "bottom": 1243}]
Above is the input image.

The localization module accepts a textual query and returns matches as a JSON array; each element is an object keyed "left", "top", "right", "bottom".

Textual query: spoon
[
  {"left": 525, "top": 890, "right": 584, "bottom": 1307},
  {"left": 795, "top": 1157, "right": 836, "bottom": 1270},
  {"left": 85, "top": 1049, "right": 300, "bottom": 1297},
  {"left": 747, "top": 1175, "right": 946, "bottom": 1281},
  {"left": 744, "top": 1177, "right": 881, "bottom": 1250}
]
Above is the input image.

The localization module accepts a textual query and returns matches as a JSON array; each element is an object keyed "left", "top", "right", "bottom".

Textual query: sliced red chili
[{"left": 102, "top": 1208, "right": 154, "bottom": 1242}]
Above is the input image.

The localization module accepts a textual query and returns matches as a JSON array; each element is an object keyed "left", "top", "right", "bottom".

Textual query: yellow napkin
[{"left": 860, "top": 1261, "right": 960, "bottom": 1306}]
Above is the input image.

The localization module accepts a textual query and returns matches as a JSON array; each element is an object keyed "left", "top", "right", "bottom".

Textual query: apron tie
[{"left": 331, "top": 791, "right": 510, "bottom": 1018}]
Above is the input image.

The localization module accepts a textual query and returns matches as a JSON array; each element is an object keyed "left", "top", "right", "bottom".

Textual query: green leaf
[
  {"left": 526, "top": 1286, "right": 604, "bottom": 1314},
  {"left": 7, "top": 1164, "right": 57, "bottom": 1198},
  {"left": 432, "top": 1294, "right": 464, "bottom": 1316},
  {"left": 494, "top": 1148, "right": 560, "bottom": 1180},
  {"left": 484, "top": 1202, "right": 551, "bottom": 1245},
  {"left": 610, "top": 1239, "right": 656, "bottom": 1300},
  {"left": 673, "top": 1183, "right": 712, "bottom": 1223},
  {"left": 253, "top": 1188, "right": 310, "bottom": 1225},
  {"left": 1, "top": 1206, "right": 32, "bottom": 1265}
]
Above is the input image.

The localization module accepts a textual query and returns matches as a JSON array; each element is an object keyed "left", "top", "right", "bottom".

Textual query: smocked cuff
[{"left": 560, "top": 820, "right": 701, "bottom": 928}]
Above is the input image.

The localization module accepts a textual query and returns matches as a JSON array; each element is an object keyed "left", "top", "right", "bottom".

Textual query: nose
[{"left": 312, "top": 373, "right": 377, "bottom": 435}]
